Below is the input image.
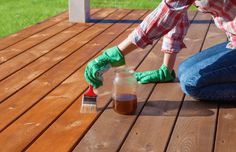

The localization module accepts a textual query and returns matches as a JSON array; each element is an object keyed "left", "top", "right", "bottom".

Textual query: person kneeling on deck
[{"left": 84, "top": 0, "right": 236, "bottom": 101}]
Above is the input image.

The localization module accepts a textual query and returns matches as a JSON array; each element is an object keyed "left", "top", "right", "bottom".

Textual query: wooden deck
[{"left": 0, "top": 8, "right": 235, "bottom": 152}]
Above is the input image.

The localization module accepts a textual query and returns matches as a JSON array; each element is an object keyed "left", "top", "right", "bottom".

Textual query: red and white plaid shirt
[{"left": 129, "top": 0, "right": 236, "bottom": 53}]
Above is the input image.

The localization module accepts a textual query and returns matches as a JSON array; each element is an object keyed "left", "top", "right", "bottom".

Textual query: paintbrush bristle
[
  {"left": 81, "top": 95, "right": 97, "bottom": 113},
  {"left": 81, "top": 85, "right": 97, "bottom": 113}
]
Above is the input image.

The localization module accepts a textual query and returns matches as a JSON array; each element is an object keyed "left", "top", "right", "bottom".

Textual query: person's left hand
[{"left": 135, "top": 64, "right": 176, "bottom": 84}]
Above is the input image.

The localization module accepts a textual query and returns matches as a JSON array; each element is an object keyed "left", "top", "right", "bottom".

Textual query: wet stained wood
[
  {"left": 0, "top": 9, "right": 233, "bottom": 152},
  {"left": 166, "top": 16, "right": 227, "bottom": 152},
  {"left": 0, "top": 9, "right": 101, "bottom": 79},
  {"left": 0, "top": 8, "right": 119, "bottom": 132},
  {"left": 25, "top": 10, "right": 149, "bottom": 152},
  {"left": 73, "top": 11, "right": 197, "bottom": 152},
  {"left": 0, "top": 12, "right": 69, "bottom": 51},
  {"left": 0, "top": 9, "right": 146, "bottom": 152}
]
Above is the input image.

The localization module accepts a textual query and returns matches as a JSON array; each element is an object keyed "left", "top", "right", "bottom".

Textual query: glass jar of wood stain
[{"left": 112, "top": 67, "right": 137, "bottom": 115}]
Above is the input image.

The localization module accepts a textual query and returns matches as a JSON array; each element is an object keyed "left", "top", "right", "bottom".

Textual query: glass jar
[{"left": 112, "top": 67, "right": 137, "bottom": 115}]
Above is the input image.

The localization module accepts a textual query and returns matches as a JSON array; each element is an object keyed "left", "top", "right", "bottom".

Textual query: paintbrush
[{"left": 81, "top": 84, "right": 97, "bottom": 113}]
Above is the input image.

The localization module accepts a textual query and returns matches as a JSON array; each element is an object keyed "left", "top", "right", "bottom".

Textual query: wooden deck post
[{"left": 69, "top": 0, "right": 90, "bottom": 23}]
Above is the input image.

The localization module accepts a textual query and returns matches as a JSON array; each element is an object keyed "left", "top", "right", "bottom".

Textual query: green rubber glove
[
  {"left": 135, "top": 64, "right": 176, "bottom": 84},
  {"left": 84, "top": 46, "right": 125, "bottom": 88}
]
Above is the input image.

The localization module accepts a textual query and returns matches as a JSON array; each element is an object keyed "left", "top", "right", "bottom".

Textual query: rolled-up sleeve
[
  {"left": 129, "top": 0, "right": 194, "bottom": 53},
  {"left": 162, "top": 11, "right": 190, "bottom": 53}
]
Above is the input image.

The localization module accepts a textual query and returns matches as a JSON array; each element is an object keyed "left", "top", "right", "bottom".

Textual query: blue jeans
[{"left": 178, "top": 42, "right": 236, "bottom": 101}]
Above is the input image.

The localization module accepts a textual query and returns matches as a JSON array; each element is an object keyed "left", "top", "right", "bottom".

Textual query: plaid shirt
[{"left": 129, "top": 0, "right": 236, "bottom": 53}]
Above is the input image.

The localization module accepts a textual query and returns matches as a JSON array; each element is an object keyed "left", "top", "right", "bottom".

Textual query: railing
[{"left": 69, "top": 0, "right": 90, "bottom": 23}]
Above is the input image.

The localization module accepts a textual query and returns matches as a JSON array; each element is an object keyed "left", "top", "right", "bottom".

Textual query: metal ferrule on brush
[{"left": 81, "top": 85, "right": 97, "bottom": 113}]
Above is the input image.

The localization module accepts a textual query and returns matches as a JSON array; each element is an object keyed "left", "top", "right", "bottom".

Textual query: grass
[
  {"left": 0, "top": 0, "right": 196, "bottom": 38},
  {"left": 0, "top": 0, "right": 68, "bottom": 38},
  {"left": 91, "top": 0, "right": 162, "bottom": 9}
]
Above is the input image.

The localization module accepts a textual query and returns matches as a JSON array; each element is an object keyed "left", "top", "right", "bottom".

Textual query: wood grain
[
  {"left": 0, "top": 10, "right": 147, "bottom": 152},
  {"left": 0, "top": 8, "right": 119, "bottom": 131},
  {"left": 166, "top": 15, "right": 227, "bottom": 152},
  {"left": 119, "top": 12, "right": 215, "bottom": 152},
  {"left": 0, "top": 8, "right": 117, "bottom": 104},
  {"left": 72, "top": 11, "right": 198, "bottom": 152},
  {"left": 0, "top": 9, "right": 103, "bottom": 81},
  {"left": 205, "top": 22, "right": 236, "bottom": 152},
  {"left": 214, "top": 103, "right": 236, "bottom": 152},
  {"left": 25, "top": 11, "right": 150, "bottom": 152},
  {"left": 0, "top": 12, "right": 68, "bottom": 51}
]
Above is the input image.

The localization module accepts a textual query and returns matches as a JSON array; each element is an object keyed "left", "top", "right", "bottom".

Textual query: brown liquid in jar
[{"left": 113, "top": 94, "right": 137, "bottom": 115}]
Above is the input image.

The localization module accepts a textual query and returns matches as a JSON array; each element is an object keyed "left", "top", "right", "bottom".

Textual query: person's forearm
[
  {"left": 163, "top": 52, "right": 177, "bottom": 71},
  {"left": 118, "top": 37, "right": 138, "bottom": 56}
]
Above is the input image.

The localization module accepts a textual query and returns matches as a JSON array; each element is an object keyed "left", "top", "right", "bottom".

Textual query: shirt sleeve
[
  {"left": 128, "top": 0, "right": 194, "bottom": 52},
  {"left": 214, "top": 16, "right": 236, "bottom": 49},
  {"left": 161, "top": 11, "right": 190, "bottom": 53}
]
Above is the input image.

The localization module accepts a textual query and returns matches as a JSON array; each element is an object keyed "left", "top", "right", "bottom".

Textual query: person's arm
[
  {"left": 162, "top": 10, "right": 190, "bottom": 71},
  {"left": 119, "top": 0, "right": 193, "bottom": 69},
  {"left": 85, "top": 0, "right": 194, "bottom": 87}
]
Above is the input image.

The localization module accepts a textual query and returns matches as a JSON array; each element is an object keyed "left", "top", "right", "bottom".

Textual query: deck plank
[
  {"left": 166, "top": 17, "right": 226, "bottom": 152},
  {"left": 0, "top": 8, "right": 119, "bottom": 131},
  {"left": 0, "top": 12, "right": 69, "bottom": 51},
  {"left": 212, "top": 21, "right": 236, "bottom": 151},
  {"left": 0, "top": 20, "right": 74, "bottom": 64},
  {"left": 0, "top": 10, "right": 114, "bottom": 81},
  {"left": 0, "top": 8, "right": 232, "bottom": 152},
  {"left": 25, "top": 11, "right": 150, "bottom": 152},
  {"left": 0, "top": 9, "right": 103, "bottom": 81},
  {"left": 72, "top": 12, "right": 197, "bottom": 152},
  {"left": 119, "top": 12, "right": 212, "bottom": 152},
  {"left": 0, "top": 8, "right": 116, "bottom": 104},
  {"left": 214, "top": 103, "right": 236, "bottom": 152},
  {"left": 0, "top": 9, "right": 146, "bottom": 152}
]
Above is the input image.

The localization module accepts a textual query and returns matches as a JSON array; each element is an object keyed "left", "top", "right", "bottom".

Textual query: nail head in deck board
[
  {"left": 0, "top": 10, "right": 146, "bottom": 152},
  {"left": 0, "top": 12, "right": 69, "bottom": 51},
  {"left": 0, "top": 9, "right": 101, "bottom": 65}
]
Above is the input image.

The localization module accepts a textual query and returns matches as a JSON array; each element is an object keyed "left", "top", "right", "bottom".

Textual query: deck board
[
  {"left": 0, "top": 9, "right": 135, "bottom": 151},
  {"left": 0, "top": 8, "right": 235, "bottom": 152},
  {"left": 0, "top": 8, "right": 118, "bottom": 132},
  {"left": 0, "top": 11, "right": 69, "bottom": 51},
  {"left": 0, "top": 9, "right": 102, "bottom": 80},
  {"left": 73, "top": 12, "right": 197, "bottom": 152},
  {"left": 120, "top": 12, "right": 213, "bottom": 152},
  {"left": 26, "top": 10, "right": 150, "bottom": 152}
]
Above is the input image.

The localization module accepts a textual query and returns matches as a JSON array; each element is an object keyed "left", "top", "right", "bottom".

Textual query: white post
[{"left": 69, "top": 0, "right": 90, "bottom": 23}]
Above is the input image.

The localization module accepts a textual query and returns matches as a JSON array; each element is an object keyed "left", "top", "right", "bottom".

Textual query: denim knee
[
  {"left": 180, "top": 81, "right": 201, "bottom": 99},
  {"left": 178, "top": 64, "right": 201, "bottom": 98}
]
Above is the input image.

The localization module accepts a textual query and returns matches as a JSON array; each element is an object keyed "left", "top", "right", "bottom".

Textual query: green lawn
[
  {"left": 0, "top": 0, "right": 195, "bottom": 38},
  {"left": 91, "top": 0, "right": 162, "bottom": 9},
  {"left": 0, "top": 0, "right": 68, "bottom": 38}
]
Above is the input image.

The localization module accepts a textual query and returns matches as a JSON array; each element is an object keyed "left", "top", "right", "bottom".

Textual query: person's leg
[
  {"left": 178, "top": 41, "right": 228, "bottom": 77},
  {"left": 178, "top": 42, "right": 236, "bottom": 101}
]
